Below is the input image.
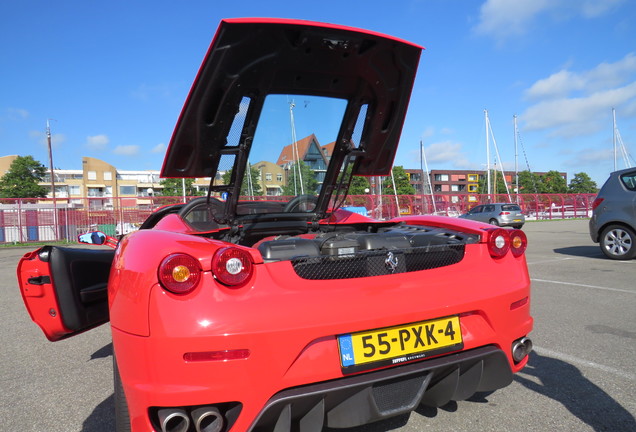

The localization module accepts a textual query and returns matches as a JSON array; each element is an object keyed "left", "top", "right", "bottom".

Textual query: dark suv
[{"left": 589, "top": 167, "right": 636, "bottom": 260}]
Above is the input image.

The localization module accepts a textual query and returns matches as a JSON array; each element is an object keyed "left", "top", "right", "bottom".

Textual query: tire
[
  {"left": 489, "top": 219, "right": 499, "bottom": 226},
  {"left": 599, "top": 225, "right": 636, "bottom": 260},
  {"left": 513, "top": 224, "right": 524, "bottom": 229},
  {"left": 114, "top": 356, "right": 132, "bottom": 432}
]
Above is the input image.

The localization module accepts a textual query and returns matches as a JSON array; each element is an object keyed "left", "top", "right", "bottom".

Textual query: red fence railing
[{"left": 0, "top": 193, "right": 596, "bottom": 244}]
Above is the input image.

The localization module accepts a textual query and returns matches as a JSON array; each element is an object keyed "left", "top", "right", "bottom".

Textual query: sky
[{"left": 1, "top": 0, "right": 635, "bottom": 187}]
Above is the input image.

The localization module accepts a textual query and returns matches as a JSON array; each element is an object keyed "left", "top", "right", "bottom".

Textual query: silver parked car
[
  {"left": 589, "top": 167, "right": 636, "bottom": 260},
  {"left": 459, "top": 203, "right": 525, "bottom": 228}
]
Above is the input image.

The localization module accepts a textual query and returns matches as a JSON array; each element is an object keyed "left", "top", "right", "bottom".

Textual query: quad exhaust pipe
[
  {"left": 158, "top": 408, "right": 190, "bottom": 432},
  {"left": 192, "top": 406, "right": 224, "bottom": 432},
  {"left": 512, "top": 336, "right": 533, "bottom": 363},
  {"left": 158, "top": 406, "right": 224, "bottom": 432}
]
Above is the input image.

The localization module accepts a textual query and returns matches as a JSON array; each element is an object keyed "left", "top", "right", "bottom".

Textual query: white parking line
[
  {"left": 527, "top": 257, "right": 576, "bottom": 265},
  {"left": 531, "top": 278, "right": 635, "bottom": 295},
  {"left": 533, "top": 346, "right": 636, "bottom": 381}
]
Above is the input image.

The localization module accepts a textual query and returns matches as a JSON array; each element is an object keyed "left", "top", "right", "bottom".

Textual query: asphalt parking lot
[{"left": 1, "top": 219, "right": 635, "bottom": 432}]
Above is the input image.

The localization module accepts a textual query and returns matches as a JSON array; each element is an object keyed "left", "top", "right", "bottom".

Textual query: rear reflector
[
  {"left": 184, "top": 349, "right": 250, "bottom": 362},
  {"left": 510, "top": 296, "right": 529, "bottom": 310}
]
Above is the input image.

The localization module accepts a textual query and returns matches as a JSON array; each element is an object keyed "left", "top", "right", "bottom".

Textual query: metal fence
[{"left": 0, "top": 193, "right": 596, "bottom": 244}]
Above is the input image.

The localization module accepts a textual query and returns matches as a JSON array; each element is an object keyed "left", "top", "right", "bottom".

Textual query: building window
[
  {"left": 434, "top": 174, "right": 449, "bottom": 181},
  {"left": 69, "top": 185, "right": 80, "bottom": 195},
  {"left": 265, "top": 173, "right": 272, "bottom": 181},
  {"left": 104, "top": 171, "right": 112, "bottom": 181},
  {"left": 468, "top": 184, "right": 478, "bottom": 193},
  {"left": 119, "top": 185, "right": 136, "bottom": 195},
  {"left": 468, "top": 174, "right": 478, "bottom": 182},
  {"left": 87, "top": 171, "right": 97, "bottom": 180},
  {"left": 276, "top": 173, "right": 283, "bottom": 182}
]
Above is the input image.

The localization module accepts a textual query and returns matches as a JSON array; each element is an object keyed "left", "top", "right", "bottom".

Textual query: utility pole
[{"left": 47, "top": 119, "right": 58, "bottom": 240}]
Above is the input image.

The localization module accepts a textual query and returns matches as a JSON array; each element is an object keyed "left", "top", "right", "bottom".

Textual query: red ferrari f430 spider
[{"left": 18, "top": 18, "right": 533, "bottom": 432}]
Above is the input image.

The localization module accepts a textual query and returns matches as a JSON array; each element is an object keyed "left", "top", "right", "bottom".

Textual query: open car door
[{"left": 17, "top": 246, "right": 114, "bottom": 341}]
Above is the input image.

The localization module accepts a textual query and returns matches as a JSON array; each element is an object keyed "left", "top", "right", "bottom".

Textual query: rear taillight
[
  {"left": 499, "top": 211, "right": 511, "bottom": 215},
  {"left": 510, "top": 229, "right": 528, "bottom": 257},
  {"left": 158, "top": 253, "right": 202, "bottom": 294},
  {"left": 212, "top": 247, "right": 253, "bottom": 287},
  {"left": 591, "top": 197, "right": 604, "bottom": 210},
  {"left": 487, "top": 228, "right": 510, "bottom": 258}
]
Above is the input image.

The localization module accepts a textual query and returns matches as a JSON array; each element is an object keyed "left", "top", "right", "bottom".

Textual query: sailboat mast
[
  {"left": 420, "top": 140, "right": 437, "bottom": 214},
  {"left": 514, "top": 114, "right": 519, "bottom": 202},
  {"left": 485, "top": 110, "right": 491, "bottom": 200},
  {"left": 613, "top": 108, "right": 617, "bottom": 172}
]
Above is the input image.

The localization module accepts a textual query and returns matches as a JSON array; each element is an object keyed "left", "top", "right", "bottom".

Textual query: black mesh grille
[
  {"left": 372, "top": 374, "right": 428, "bottom": 413},
  {"left": 291, "top": 244, "right": 464, "bottom": 280}
]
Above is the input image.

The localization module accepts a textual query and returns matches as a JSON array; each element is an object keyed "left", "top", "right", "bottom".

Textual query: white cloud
[
  {"left": 564, "top": 147, "right": 613, "bottom": 168},
  {"left": 425, "top": 141, "right": 471, "bottom": 168},
  {"left": 5, "top": 107, "right": 29, "bottom": 120},
  {"left": 580, "top": 0, "right": 625, "bottom": 18},
  {"left": 113, "top": 145, "right": 140, "bottom": 156},
  {"left": 474, "top": 0, "right": 550, "bottom": 40},
  {"left": 526, "top": 53, "right": 636, "bottom": 100},
  {"left": 474, "top": 0, "right": 626, "bottom": 41},
  {"left": 86, "top": 134, "right": 109, "bottom": 150},
  {"left": 522, "top": 76, "right": 636, "bottom": 137},
  {"left": 151, "top": 143, "right": 167, "bottom": 153},
  {"left": 29, "top": 130, "right": 66, "bottom": 148}
]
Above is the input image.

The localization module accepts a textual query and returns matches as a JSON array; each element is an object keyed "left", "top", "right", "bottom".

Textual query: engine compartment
[{"left": 257, "top": 223, "right": 479, "bottom": 263}]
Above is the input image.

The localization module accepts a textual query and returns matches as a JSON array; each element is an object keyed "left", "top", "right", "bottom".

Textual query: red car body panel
[
  {"left": 17, "top": 249, "right": 72, "bottom": 341},
  {"left": 108, "top": 216, "right": 531, "bottom": 431},
  {"left": 17, "top": 18, "right": 532, "bottom": 432}
]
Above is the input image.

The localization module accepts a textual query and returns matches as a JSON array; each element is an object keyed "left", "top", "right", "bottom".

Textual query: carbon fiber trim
[{"left": 248, "top": 346, "right": 512, "bottom": 432}]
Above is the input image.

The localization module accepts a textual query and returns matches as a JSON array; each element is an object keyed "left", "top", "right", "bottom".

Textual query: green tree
[
  {"left": 382, "top": 166, "right": 415, "bottom": 195},
  {"left": 568, "top": 172, "right": 598, "bottom": 193},
  {"left": 159, "top": 178, "right": 202, "bottom": 197},
  {"left": 282, "top": 161, "right": 318, "bottom": 196},
  {"left": 542, "top": 170, "right": 568, "bottom": 193},
  {"left": 517, "top": 170, "right": 543, "bottom": 194},
  {"left": 0, "top": 155, "right": 48, "bottom": 198},
  {"left": 337, "top": 164, "right": 371, "bottom": 195},
  {"left": 222, "top": 165, "right": 263, "bottom": 196},
  {"left": 349, "top": 175, "right": 371, "bottom": 195},
  {"left": 477, "top": 170, "right": 508, "bottom": 195}
]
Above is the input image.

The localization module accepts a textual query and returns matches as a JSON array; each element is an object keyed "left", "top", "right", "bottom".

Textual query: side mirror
[{"left": 78, "top": 231, "right": 107, "bottom": 245}]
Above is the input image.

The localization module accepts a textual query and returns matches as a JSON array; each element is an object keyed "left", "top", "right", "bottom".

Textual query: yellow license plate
[{"left": 338, "top": 316, "right": 463, "bottom": 372}]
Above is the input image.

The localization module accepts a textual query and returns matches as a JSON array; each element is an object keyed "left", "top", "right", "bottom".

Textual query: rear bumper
[
  {"left": 249, "top": 345, "right": 512, "bottom": 431},
  {"left": 499, "top": 216, "right": 525, "bottom": 226}
]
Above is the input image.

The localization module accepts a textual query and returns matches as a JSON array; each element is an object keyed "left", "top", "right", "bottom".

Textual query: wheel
[
  {"left": 488, "top": 218, "right": 499, "bottom": 226},
  {"left": 114, "top": 356, "right": 131, "bottom": 432},
  {"left": 599, "top": 225, "right": 636, "bottom": 260}
]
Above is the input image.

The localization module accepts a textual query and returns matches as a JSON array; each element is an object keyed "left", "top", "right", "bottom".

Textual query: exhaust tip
[
  {"left": 158, "top": 408, "right": 191, "bottom": 432},
  {"left": 512, "top": 337, "right": 533, "bottom": 363},
  {"left": 192, "top": 406, "right": 224, "bottom": 432}
]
